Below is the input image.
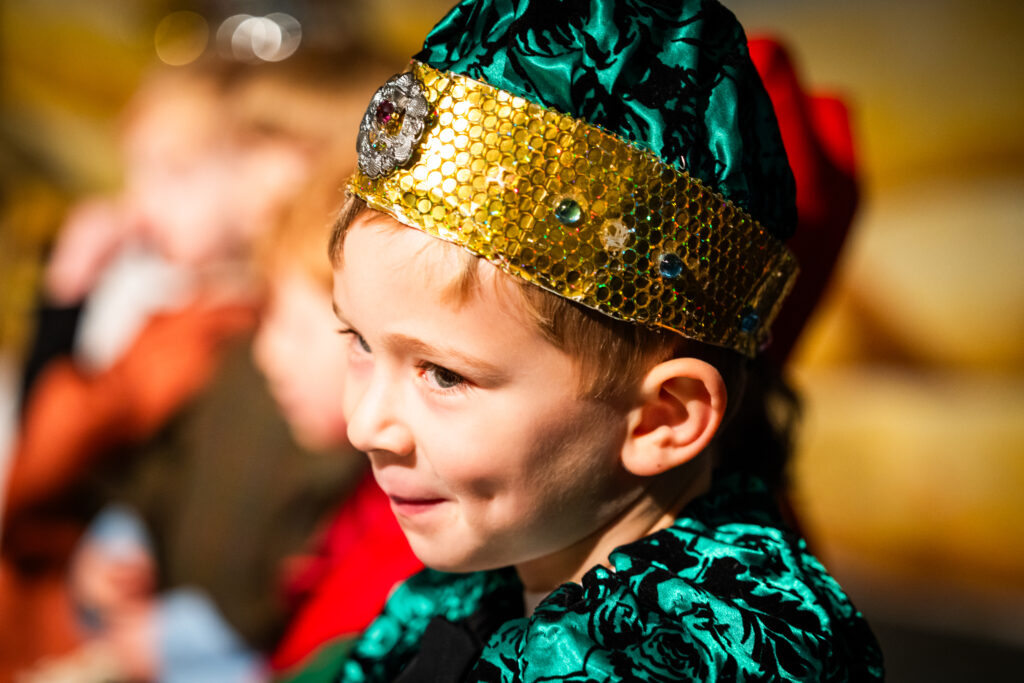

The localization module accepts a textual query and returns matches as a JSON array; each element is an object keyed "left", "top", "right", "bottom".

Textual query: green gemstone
[{"left": 554, "top": 198, "right": 583, "bottom": 225}]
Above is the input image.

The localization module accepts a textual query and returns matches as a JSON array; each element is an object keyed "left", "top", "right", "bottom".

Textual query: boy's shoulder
[
  {"left": 475, "top": 473, "right": 883, "bottom": 681},
  {"left": 344, "top": 474, "right": 884, "bottom": 682},
  {"left": 342, "top": 566, "right": 521, "bottom": 682}
]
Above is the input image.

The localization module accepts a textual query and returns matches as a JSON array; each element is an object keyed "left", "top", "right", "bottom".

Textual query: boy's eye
[
  {"left": 424, "top": 363, "right": 465, "bottom": 390},
  {"left": 339, "top": 328, "right": 371, "bottom": 354}
]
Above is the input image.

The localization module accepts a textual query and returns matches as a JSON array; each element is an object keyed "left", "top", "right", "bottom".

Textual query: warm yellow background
[
  {"left": 2, "top": 0, "right": 1022, "bottom": 674},
  {"left": 732, "top": 0, "right": 1024, "bottom": 636}
]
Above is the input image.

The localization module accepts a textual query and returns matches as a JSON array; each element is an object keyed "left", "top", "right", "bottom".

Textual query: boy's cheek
[{"left": 340, "top": 362, "right": 372, "bottom": 417}]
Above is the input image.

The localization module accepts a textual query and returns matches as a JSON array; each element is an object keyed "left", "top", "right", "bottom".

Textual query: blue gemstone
[
  {"left": 658, "top": 252, "right": 684, "bottom": 279},
  {"left": 739, "top": 309, "right": 760, "bottom": 333},
  {"left": 554, "top": 199, "right": 583, "bottom": 225}
]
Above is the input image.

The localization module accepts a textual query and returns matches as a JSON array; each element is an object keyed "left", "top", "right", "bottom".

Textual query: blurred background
[{"left": 1, "top": 0, "right": 1022, "bottom": 680}]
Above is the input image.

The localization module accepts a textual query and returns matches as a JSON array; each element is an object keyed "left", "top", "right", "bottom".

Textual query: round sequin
[
  {"left": 600, "top": 219, "right": 631, "bottom": 250},
  {"left": 554, "top": 198, "right": 583, "bottom": 225}
]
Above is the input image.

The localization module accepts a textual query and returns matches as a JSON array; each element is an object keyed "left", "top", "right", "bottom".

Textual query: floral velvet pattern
[{"left": 337, "top": 474, "right": 883, "bottom": 682}]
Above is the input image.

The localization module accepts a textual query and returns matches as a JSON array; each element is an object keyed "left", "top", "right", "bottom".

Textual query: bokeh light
[
  {"left": 217, "top": 13, "right": 302, "bottom": 63},
  {"left": 154, "top": 10, "right": 209, "bottom": 66}
]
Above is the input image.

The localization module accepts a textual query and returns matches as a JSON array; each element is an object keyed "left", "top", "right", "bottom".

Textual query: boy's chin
[
  {"left": 409, "top": 547, "right": 477, "bottom": 574},
  {"left": 406, "top": 537, "right": 506, "bottom": 575}
]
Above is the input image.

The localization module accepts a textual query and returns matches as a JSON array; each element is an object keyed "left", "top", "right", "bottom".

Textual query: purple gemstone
[{"left": 375, "top": 100, "right": 395, "bottom": 124}]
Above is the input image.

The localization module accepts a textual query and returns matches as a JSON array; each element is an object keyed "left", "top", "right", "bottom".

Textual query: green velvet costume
[{"left": 335, "top": 473, "right": 882, "bottom": 682}]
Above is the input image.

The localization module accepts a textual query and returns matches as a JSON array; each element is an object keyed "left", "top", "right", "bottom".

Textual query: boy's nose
[{"left": 345, "top": 374, "right": 414, "bottom": 457}]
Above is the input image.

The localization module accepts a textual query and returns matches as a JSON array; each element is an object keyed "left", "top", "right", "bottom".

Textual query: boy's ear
[{"left": 621, "top": 357, "right": 727, "bottom": 477}]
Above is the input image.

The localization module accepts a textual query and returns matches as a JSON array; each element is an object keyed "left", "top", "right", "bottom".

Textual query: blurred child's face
[
  {"left": 123, "top": 86, "right": 309, "bottom": 268},
  {"left": 254, "top": 269, "right": 349, "bottom": 451},
  {"left": 123, "top": 89, "right": 238, "bottom": 266},
  {"left": 333, "top": 215, "right": 642, "bottom": 574}
]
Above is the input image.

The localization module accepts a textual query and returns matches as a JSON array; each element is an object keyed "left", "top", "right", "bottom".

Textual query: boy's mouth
[{"left": 388, "top": 495, "right": 447, "bottom": 516}]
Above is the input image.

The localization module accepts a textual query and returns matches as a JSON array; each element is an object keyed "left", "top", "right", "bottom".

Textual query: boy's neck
[{"left": 514, "top": 458, "right": 712, "bottom": 596}]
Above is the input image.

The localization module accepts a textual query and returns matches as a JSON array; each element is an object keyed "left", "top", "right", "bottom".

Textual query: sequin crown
[{"left": 349, "top": 1, "right": 799, "bottom": 357}]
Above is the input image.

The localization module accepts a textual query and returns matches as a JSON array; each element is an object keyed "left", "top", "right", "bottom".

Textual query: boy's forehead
[
  {"left": 337, "top": 210, "right": 453, "bottom": 275},
  {"left": 331, "top": 209, "right": 400, "bottom": 269},
  {"left": 331, "top": 218, "right": 573, "bottom": 376},
  {"left": 334, "top": 214, "right": 532, "bottom": 324}
]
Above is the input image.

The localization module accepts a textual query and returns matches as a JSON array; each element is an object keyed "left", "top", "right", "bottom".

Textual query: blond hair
[
  {"left": 256, "top": 154, "right": 353, "bottom": 290},
  {"left": 329, "top": 195, "right": 746, "bottom": 402}
]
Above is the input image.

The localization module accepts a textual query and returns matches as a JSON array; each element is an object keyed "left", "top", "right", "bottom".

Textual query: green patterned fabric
[
  {"left": 335, "top": 473, "right": 883, "bottom": 682},
  {"left": 277, "top": 638, "right": 356, "bottom": 683},
  {"left": 415, "top": 0, "right": 796, "bottom": 239}
]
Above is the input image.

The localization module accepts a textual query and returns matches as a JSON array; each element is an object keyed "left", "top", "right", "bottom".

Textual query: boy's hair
[
  {"left": 329, "top": 195, "right": 744, "bottom": 405},
  {"left": 256, "top": 153, "right": 353, "bottom": 290}
]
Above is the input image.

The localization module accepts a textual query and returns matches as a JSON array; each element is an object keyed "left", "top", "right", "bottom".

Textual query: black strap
[
  {"left": 392, "top": 616, "right": 485, "bottom": 683},
  {"left": 393, "top": 582, "right": 525, "bottom": 682}
]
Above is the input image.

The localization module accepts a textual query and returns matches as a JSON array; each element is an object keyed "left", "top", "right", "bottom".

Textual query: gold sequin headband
[{"left": 349, "top": 61, "right": 798, "bottom": 356}]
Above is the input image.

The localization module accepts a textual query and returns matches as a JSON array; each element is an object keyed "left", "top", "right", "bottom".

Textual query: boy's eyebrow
[
  {"left": 388, "top": 333, "right": 507, "bottom": 383},
  {"left": 331, "top": 300, "right": 507, "bottom": 383}
]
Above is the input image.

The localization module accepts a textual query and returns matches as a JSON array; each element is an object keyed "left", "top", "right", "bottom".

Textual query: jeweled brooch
[{"left": 357, "top": 72, "right": 430, "bottom": 178}]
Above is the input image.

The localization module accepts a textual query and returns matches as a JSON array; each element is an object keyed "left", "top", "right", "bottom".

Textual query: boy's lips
[
  {"left": 373, "top": 471, "right": 449, "bottom": 515},
  {"left": 387, "top": 494, "right": 447, "bottom": 516}
]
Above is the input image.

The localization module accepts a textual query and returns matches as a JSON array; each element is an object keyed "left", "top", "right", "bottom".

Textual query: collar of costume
[{"left": 350, "top": 60, "right": 797, "bottom": 357}]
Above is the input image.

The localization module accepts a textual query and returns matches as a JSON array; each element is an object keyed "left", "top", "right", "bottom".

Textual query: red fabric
[
  {"left": 748, "top": 37, "right": 860, "bottom": 364},
  {"left": 271, "top": 471, "right": 422, "bottom": 672},
  {"left": 0, "top": 558, "right": 81, "bottom": 683}
]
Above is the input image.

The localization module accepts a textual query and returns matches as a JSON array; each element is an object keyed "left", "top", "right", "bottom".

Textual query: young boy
[{"left": 321, "top": 0, "right": 883, "bottom": 680}]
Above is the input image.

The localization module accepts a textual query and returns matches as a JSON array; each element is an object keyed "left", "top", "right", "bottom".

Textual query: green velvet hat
[{"left": 351, "top": 0, "right": 799, "bottom": 356}]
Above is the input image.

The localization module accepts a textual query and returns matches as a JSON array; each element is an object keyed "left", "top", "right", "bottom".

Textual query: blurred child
[
  {"left": 3, "top": 50, "right": 399, "bottom": 681},
  {"left": 40, "top": 51, "right": 373, "bottom": 376},
  {"left": 251, "top": 156, "right": 421, "bottom": 676},
  {"left": 302, "top": 0, "right": 881, "bottom": 680},
  {"left": 3, "top": 62, "right": 254, "bottom": 681}
]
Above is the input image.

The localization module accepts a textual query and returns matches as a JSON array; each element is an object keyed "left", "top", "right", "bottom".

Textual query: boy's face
[
  {"left": 332, "top": 215, "right": 641, "bottom": 573},
  {"left": 254, "top": 269, "right": 349, "bottom": 451}
]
